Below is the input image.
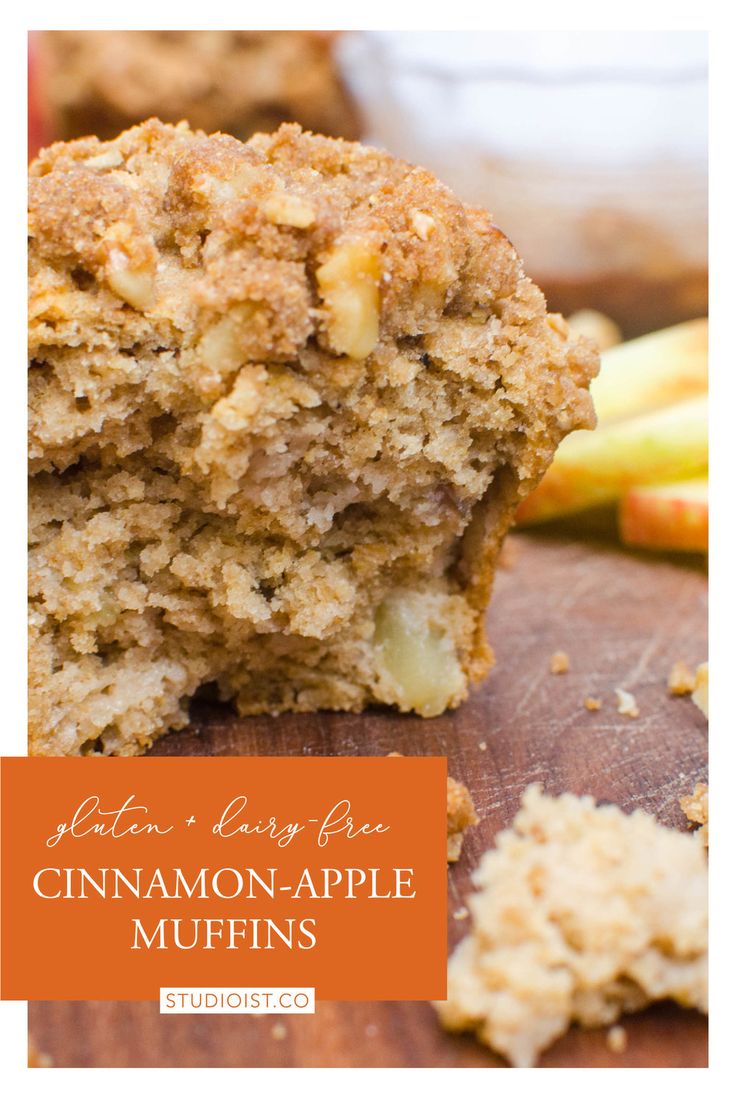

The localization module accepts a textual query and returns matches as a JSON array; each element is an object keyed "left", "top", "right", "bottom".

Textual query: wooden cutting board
[{"left": 29, "top": 532, "right": 708, "bottom": 1068}]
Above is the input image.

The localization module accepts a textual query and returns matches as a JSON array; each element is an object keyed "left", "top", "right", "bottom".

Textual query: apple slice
[
  {"left": 517, "top": 395, "right": 707, "bottom": 524},
  {"left": 619, "top": 478, "right": 708, "bottom": 553},
  {"left": 592, "top": 318, "right": 708, "bottom": 424}
]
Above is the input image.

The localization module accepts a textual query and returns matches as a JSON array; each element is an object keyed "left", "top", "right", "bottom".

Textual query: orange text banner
[{"left": 1, "top": 756, "right": 447, "bottom": 1001}]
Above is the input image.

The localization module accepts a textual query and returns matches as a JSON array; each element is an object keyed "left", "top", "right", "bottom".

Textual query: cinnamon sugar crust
[{"left": 29, "top": 120, "right": 596, "bottom": 756}]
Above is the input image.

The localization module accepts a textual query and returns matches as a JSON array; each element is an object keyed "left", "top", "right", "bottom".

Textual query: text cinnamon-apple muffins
[{"left": 28, "top": 120, "right": 597, "bottom": 755}]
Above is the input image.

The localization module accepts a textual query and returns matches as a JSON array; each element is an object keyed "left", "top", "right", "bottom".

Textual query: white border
[{"left": 6, "top": 3, "right": 731, "bottom": 1097}]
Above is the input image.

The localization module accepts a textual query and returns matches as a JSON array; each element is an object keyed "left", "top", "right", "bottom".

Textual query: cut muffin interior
[{"left": 28, "top": 120, "right": 597, "bottom": 755}]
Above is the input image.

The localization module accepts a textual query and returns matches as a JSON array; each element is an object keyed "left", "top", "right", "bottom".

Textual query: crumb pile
[
  {"left": 29, "top": 120, "right": 596, "bottom": 756},
  {"left": 37, "top": 31, "right": 360, "bottom": 144},
  {"left": 436, "top": 785, "right": 708, "bottom": 1067}
]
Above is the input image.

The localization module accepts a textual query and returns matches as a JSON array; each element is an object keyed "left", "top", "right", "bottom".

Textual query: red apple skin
[
  {"left": 28, "top": 34, "right": 51, "bottom": 161},
  {"left": 619, "top": 481, "right": 708, "bottom": 553}
]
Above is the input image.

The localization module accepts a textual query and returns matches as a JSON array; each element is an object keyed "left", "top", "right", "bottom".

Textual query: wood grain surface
[{"left": 29, "top": 532, "right": 708, "bottom": 1068}]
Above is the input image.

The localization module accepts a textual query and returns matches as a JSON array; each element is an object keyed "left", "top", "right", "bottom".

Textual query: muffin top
[{"left": 29, "top": 118, "right": 595, "bottom": 483}]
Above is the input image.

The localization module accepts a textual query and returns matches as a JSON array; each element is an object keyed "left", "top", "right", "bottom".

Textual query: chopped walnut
[
  {"left": 410, "top": 209, "right": 436, "bottom": 241},
  {"left": 101, "top": 221, "right": 158, "bottom": 310},
  {"left": 106, "top": 255, "right": 156, "bottom": 311},
  {"left": 262, "top": 192, "right": 315, "bottom": 228},
  {"left": 84, "top": 148, "right": 124, "bottom": 170},
  {"left": 316, "top": 239, "right": 381, "bottom": 359}
]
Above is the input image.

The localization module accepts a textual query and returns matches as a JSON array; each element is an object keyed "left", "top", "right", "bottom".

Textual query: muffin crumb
[
  {"left": 606, "top": 1025, "right": 628, "bottom": 1054},
  {"left": 680, "top": 783, "right": 708, "bottom": 848},
  {"left": 615, "top": 688, "right": 640, "bottom": 718},
  {"left": 550, "top": 651, "right": 570, "bottom": 675},
  {"left": 668, "top": 661, "right": 696, "bottom": 696},
  {"left": 447, "top": 776, "right": 479, "bottom": 862}
]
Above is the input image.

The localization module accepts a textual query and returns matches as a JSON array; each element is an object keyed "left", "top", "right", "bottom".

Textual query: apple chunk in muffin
[{"left": 28, "top": 120, "right": 596, "bottom": 755}]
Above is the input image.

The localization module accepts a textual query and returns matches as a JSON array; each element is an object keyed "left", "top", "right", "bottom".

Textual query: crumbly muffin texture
[
  {"left": 29, "top": 120, "right": 596, "bottom": 756},
  {"left": 435, "top": 786, "right": 708, "bottom": 1067},
  {"left": 37, "top": 31, "right": 360, "bottom": 144},
  {"left": 447, "top": 776, "right": 478, "bottom": 861}
]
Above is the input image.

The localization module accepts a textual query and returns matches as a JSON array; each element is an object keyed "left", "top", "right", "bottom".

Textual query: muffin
[
  {"left": 35, "top": 30, "right": 360, "bottom": 144},
  {"left": 28, "top": 119, "right": 596, "bottom": 755}
]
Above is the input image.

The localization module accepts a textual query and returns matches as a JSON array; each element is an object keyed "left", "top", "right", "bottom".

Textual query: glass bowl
[{"left": 339, "top": 31, "right": 707, "bottom": 336}]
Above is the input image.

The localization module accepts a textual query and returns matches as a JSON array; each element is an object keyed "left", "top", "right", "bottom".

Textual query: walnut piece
[
  {"left": 262, "top": 192, "right": 315, "bottom": 228},
  {"left": 316, "top": 239, "right": 381, "bottom": 359}
]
